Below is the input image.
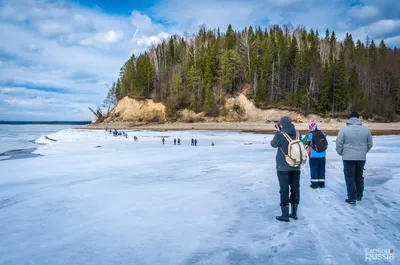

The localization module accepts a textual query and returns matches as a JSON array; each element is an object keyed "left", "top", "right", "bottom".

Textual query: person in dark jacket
[
  {"left": 174, "top": 138, "right": 177, "bottom": 145},
  {"left": 336, "top": 112, "right": 373, "bottom": 205},
  {"left": 302, "top": 122, "right": 328, "bottom": 188},
  {"left": 271, "top": 116, "right": 302, "bottom": 222},
  {"left": 194, "top": 139, "right": 197, "bottom": 146},
  {"left": 178, "top": 138, "right": 181, "bottom": 145},
  {"left": 191, "top": 138, "right": 194, "bottom": 146},
  {"left": 162, "top": 138, "right": 165, "bottom": 145}
]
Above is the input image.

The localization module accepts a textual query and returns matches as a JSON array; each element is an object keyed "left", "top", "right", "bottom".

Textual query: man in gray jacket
[
  {"left": 271, "top": 116, "right": 302, "bottom": 222},
  {"left": 336, "top": 112, "right": 373, "bottom": 205}
]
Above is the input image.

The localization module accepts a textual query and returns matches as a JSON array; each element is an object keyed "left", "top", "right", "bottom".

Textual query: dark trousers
[
  {"left": 277, "top": 171, "right": 300, "bottom": 206},
  {"left": 309, "top": 157, "right": 326, "bottom": 187},
  {"left": 343, "top": 161, "right": 366, "bottom": 201}
]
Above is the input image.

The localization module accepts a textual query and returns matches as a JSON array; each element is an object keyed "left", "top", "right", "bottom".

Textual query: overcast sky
[{"left": 0, "top": 0, "right": 399, "bottom": 121}]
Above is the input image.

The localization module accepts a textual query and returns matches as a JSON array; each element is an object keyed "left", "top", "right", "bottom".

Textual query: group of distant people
[
  {"left": 104, "top": 129, "right": 212, "bottom": 147},
  {"left": 271, "top": 111, "right": 373, "bottom": 222},
  {"left": 105, "top": 127, "right": 137, "bottom": 140},
  {"left": 161, "top": 138, "right": 203, "bottom": 146}
]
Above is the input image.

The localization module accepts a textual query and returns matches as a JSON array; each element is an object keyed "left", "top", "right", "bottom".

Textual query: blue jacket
[{"left": 302, "top": 131, "right": 327, "bottom": 158}]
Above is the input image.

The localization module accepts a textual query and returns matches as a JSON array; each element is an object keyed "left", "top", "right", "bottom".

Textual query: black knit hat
[{"left": 348, "top": 112, "right": 360, "bottom": 119}]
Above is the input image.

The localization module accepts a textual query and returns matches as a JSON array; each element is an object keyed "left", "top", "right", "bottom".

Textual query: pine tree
[
  {"left": 348, "top": 66, "right": 360, "bottom": 110},
  {"left": 218, "top": 49, "right": 239, "bottom": 95},
  {"left": 325, "top": 29, "right": 330, "bottom": 41},
  {"left": 225, "top": 24, "right": 235, "bottom": 49},
  {"left": 115, "top": 79, "right": 122, "bottom": 99},
  {"left": 332, "top": 50, "right": 347, "bottom": 113}
]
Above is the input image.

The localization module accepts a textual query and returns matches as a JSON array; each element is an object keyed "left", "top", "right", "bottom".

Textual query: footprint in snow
[
  {"left": 307, "top": 223, "right": 320, "bottom": 236},
  {"left": 323, "top": 255, "right": 336, "bottom": 265},
  {"left": 347, "top": 225, "right": 359, "bottom": 233},
  {"left": 270, "top": 243, "right": 287, "bottom": 253}
]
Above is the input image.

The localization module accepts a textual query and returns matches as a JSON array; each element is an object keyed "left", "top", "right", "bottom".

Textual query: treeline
[{"left": 104, "top": 24, "right": 400, "bottom": 120}]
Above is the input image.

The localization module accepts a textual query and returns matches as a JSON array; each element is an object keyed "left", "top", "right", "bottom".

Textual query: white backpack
[{"left": 280, "top": 132, "right": 307, "bottom": 167}]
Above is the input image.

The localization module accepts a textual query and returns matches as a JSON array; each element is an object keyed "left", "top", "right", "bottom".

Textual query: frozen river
[{"left": 0, "top": 129, "right": 398, "bottom": 265}]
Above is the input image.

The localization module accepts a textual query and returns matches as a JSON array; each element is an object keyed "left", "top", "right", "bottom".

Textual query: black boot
[
  {"left": 345, "top": 199, "right": 356, "bottom": 206},
  {"left": 276, "top": 206, "right": 290, "bottom": 222},
  {"left": 289, "top": 203, "right": 298, "bottom": 220},
  {"left": 310, "top": 184, "right": 318, "bottom": 189}
]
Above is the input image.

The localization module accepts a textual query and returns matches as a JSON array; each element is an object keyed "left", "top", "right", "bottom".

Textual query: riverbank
[{"left": 79, "top": 121, "right": 400, "bottom": 135}]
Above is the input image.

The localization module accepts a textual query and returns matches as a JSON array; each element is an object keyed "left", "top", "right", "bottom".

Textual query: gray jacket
[
  {"left": 336, "top": 118, "right": 373, "bottom": 161},
  {"left": 271, "top": 118, "right": 301, "bottom": 172}
]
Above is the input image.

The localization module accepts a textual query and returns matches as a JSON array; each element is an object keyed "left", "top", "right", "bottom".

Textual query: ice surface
[
  {"left": 0, "top": 129, "right": 399, "bottom": 265},
  {"left": 0, "top": 124, "right": 74, "bottom": 154}
]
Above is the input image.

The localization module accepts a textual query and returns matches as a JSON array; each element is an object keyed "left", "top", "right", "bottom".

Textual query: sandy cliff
[{"left": 104, "top": 93, "right": 325, "bottom": 124}]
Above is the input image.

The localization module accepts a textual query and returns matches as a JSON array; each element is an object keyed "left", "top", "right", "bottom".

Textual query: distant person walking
[
  {"left": 302, "top": 122, "right": 328, "bottom": 188},
  {"left": 162, "top": 138, "right": 165, "bottom": 145},
  {"left": 191, "top": 138, "right": 194, "bottom": 146},
  {"left": 211, "top": 142, "right": 215, "bottom": 146},
  {"left": 109, "top": 129, "right": 112, "bottom": 134},
  {"left": 174, "top": 138, "right": 177, "bottom": 145},
  {"left": 194, "top": 139, "right": 197, "bottom": 146},
  {"left": 336, "top": 112, "right": 373, "bottom": 206},
  {"left": 178, "top": 138, "right": 181, "bottom": 145},
  {"left": 271, "top": 116, "right": 307, "bottom": 222}
]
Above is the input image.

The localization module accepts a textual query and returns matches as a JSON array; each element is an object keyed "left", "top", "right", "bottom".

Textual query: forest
[{"left": 103, "top": 24, "right": 400, "bottom": 121}]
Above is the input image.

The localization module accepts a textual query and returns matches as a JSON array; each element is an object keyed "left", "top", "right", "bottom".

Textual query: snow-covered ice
[
  {"left": 0, "top": 124, "right": 74, "bottom": 154},
  {"left": 0, "top": 129, "right": 399, "bottom": 265}
]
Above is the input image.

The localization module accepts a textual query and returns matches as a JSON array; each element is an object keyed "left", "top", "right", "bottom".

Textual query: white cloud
[
  {"left": 131, "top": 11, "right": 164, "bottom": 33},
  {"left": 80, "top": 30, "right": 124, "bottom": 47},
  {"left": 21, "top": 44, "right": 42, "bottom": 54},
  {"left": 36, "top": 21, "right": 71, "bottom": 36},
  {"left": 348, "top": 5, "right": 380, "bottom": 24},
  {"left": 366, "top": 20, "right": 400, "bottom": 39},
  {"left": 133, "top": 32, "right": 170, "bottom": 47},
  {"left": 4, "top": 99, "right": 34, "bottom": 105},
  {"left": 0, "top": 3, "right": 28, "bottom": 21}
]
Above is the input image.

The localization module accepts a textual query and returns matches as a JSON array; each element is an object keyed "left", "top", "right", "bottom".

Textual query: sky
[{"left": 0, "top": 0, "right": 399, "bottom": 121}]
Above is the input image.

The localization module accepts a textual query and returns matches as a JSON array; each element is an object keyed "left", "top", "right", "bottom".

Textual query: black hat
[{"left": 348, "top": 112, "right": 359, "bottom": 119}]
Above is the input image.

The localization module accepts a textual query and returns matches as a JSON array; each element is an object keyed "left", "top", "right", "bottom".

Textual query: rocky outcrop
[
  {"left": 105, "top": 97, "right": 166, "bottom": 123},
  {"left": 224, "top": 93, "right": 325, "bottom": 123},
  {"left": 177, "top": 109, "right": 205, "bottom": 123}
]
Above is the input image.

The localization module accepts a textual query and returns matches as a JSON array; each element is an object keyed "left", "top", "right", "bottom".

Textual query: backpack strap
[
  {"left": 281, "top": 132, "right": 292, "bottom": 143},
  {"left": 279, "top": 132, "right": 293, "bottom": 157}
]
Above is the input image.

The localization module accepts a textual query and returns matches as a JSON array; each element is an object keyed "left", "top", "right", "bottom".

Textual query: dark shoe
[
  {"left": 289, "top": 203, "right": 298, "bottom": 220},
  {"left": 345, "top": 199, "right": 356, "bottom": 206},
  {"left": 310, "top": 184, "right": 318, "bottom": 189},
  {"left": 356, "top": 196, "right": 362, "bottom": 201},
  {"left": 319, "top": 183, "right": 325, "bottom": 188},
  {"left": 276, "top": 206, "right": 290, "bottom": 222}
]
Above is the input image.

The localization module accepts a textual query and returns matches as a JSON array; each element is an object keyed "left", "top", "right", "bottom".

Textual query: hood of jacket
[
  {"left": 280, "top": 116, "right": 296, "bottom": 135},
  {"left": 347, "top": 117, "right": 362, "bottom": 126}
]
